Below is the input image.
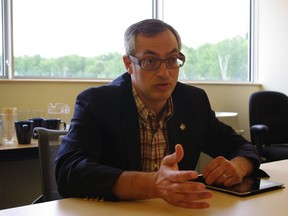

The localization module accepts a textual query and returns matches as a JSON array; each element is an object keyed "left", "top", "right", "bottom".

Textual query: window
[
  {"left": 12, "top": 0, "right": 151, "bottom": 79},
  {"left": 2, "top": 0, "right": 252, "bottom": 82},
  {"left": 162, "top": 0, "right": 251, "bottom": 81},
  {"left": 0, "top": 4, "right": 2, "bottom": 77}
]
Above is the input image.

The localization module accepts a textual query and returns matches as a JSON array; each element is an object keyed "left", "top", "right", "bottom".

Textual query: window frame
[
  {"left": 0, "top": 0, "right": 255, "bottom": 83},
  {"left": 2, "top": 0, "right": 13, "bottom": 79}
]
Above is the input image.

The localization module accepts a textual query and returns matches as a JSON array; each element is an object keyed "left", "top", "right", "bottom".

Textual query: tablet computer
[{"left": 192, "top": 175, "right": 284, "bottom": 197}]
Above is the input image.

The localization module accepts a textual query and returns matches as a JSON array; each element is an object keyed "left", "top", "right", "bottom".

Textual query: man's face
[{"left": 124, "top": 30, "right": 180, "bottom": 112}]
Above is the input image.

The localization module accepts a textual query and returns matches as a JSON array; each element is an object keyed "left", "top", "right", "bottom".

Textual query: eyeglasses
[{"left": 129, "top": 52, "right": 185, "bottom": 70}]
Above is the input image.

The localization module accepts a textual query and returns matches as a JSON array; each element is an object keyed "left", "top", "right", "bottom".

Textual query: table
[
  {"left": 0, "top": 139, "right": 38, "bottom": 162},
  {"left": 0, "top": 139, "right": 41, "bottom": 209},
  {"left": 0, "top": 160, "right": 287, "bottom": 216},
  {"left": 215, "top": 111, "right": 244, "bottom": 135}
]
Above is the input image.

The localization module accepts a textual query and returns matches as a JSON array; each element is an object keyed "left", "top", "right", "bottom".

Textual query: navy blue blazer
[{"left": 56, "top": 72, "right": 260, "bottom": 200}]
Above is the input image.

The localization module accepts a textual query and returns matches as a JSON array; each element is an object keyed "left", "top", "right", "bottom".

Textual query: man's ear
[{"left": 123, "top": 55, "right": 133, "bottom": 74}]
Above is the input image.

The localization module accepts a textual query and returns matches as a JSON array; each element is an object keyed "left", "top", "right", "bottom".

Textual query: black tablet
[{"left": 191, "top": 175, "right": 284, "bottom": 197}]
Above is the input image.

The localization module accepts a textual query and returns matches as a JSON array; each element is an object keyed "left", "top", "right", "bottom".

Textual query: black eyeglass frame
[{"left": 129, "top": 52, "right": 186, "bottom": 70}]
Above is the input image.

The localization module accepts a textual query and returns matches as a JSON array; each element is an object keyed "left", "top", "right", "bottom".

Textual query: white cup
[
  {"left": 1, "top": 113, "right": 17, "bottom": 143},
  {"left": 0, "top": 123, "right": 3, "bottom": 144}
]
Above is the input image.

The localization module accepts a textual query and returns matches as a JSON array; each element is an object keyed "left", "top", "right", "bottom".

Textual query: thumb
[{"left": 163, "top": 144, "right": 184, "bottom": 166}]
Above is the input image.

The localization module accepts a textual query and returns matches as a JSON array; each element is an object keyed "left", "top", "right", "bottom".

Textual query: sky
[{"left": 12, "top": 0, "right": 249, "bottom": 58}]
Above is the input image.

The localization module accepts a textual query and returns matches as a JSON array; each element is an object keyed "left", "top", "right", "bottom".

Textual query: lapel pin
[{"left": 179, "top": 123, "right": 186, "bottom": 131}]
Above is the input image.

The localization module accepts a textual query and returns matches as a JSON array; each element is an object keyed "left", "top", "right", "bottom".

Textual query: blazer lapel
[
  {"left": 119, "top": 83, "right": 142, "bottom": 171},
  {"left": 167, "top": 99, "right": 202, "bottom": 170}
]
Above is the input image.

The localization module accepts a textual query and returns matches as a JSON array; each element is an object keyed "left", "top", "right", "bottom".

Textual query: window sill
[{"left": 0, "top": 78, "right": 262, "bottom": 87}]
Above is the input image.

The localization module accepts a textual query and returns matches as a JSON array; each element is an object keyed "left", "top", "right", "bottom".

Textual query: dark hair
[{"left": 124, "top": 19, "right": 182, "bottom": 56}]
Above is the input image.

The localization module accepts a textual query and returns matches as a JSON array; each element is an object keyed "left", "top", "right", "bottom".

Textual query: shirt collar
[{"left": 132, "top": 85, "right": 174, "bottom": 123}]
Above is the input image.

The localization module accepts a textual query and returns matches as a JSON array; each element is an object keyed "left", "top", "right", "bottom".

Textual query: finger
[
  {"left": 167, "top": 171, "right": 199, "bottom": 184},
  {"left": 162, "top": 181, "right": 209, "bottom": 199},
  {"left": 215, "top": 173, "right": 229, "bottom": 185},
  {"left": 166, "top": 198, "right": 211, "bottom": 209},
  {"left": 202, "top": 157, "right": 230, "bottom": 180},
  {"left": 202, "top": 156, "right": 227, "bottom": 177},
  {"left": 162, "top": 144, "right": 184, "bottom": 166},
  {"left": 175, "top": 144, "right": 184, "bottom": 162},
  {"left": 223, "top": 174, "right": 243, "bottom": 187},
  {"left": 171, "top": 198, "right": 211, "bottom": 209},
  {"left": 165, "top": 190, "right": 212, "bottom": 209},
  {"left": 176, "top": 201, "right": 210, "bottom": 209}
]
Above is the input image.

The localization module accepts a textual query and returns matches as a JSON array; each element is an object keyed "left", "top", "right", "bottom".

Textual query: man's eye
[
  {"left": 143, "top": 59, "right": 156, "bottom": 65},
  {"left": 167, "top": 57, "right": 177, "bottom": 63}
]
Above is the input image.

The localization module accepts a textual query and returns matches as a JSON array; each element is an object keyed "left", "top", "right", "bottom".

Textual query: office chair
[
  {"left": 33, "top": 127, "right": 68, "bottom": 203},
  {"left": 249, "top": 91, "right": 288, "bottom": 163}
]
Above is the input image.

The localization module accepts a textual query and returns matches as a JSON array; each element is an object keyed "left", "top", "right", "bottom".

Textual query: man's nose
[{"left": 157, "top": 62, "right": 169, "bottom": 76}]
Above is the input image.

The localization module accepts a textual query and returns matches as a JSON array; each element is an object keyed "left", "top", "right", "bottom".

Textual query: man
[{"left": 55, "top": 19, "right": 260, "bottom": 209}]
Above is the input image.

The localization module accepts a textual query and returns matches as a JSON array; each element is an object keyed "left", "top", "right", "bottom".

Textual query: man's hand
[
  {"left": 113, "top": 144, "right": 212, "bottom": 209},
  {"left": 154, "top": 144, "right": 212, "bottom": 209},
  {"left": 202, "top": 156, "right": 254, "bottom": 187}
]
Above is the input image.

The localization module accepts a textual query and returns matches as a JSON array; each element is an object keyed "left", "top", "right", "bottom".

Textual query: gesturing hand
[{"left": 155, "top": 144, "right": 212, "bottom": 209}]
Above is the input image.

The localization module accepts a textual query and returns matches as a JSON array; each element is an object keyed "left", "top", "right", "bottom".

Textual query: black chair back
[
  {"left": 249, "top": 91, "right": 288, "bottom": 162},
  {"left": 249, "top": 91, "right": 288, "bottom": 145}
]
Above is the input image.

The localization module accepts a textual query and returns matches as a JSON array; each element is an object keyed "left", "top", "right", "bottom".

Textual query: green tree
[{"left": 14, "top": 36, "right": 248, "bottom": 81}]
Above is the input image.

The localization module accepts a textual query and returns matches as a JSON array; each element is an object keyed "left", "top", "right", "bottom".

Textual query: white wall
[{"left": 257, "top": 0, "right": 288, "bottom": 95}]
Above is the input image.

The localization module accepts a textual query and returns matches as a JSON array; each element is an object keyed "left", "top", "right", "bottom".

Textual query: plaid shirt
[{"left": 132, "top": 86, "right": 174, "bottom": 172}]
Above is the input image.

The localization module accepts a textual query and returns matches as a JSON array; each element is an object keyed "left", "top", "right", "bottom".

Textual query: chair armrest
[
  {"left": 250, "top": 124, "right": 269, "bottom": 134},
  {"left": 32, "top": 195, "right": 44, "bottom": 204},
  {"left": 250, "top": 124, "right": 270, "bottom": 157}
]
